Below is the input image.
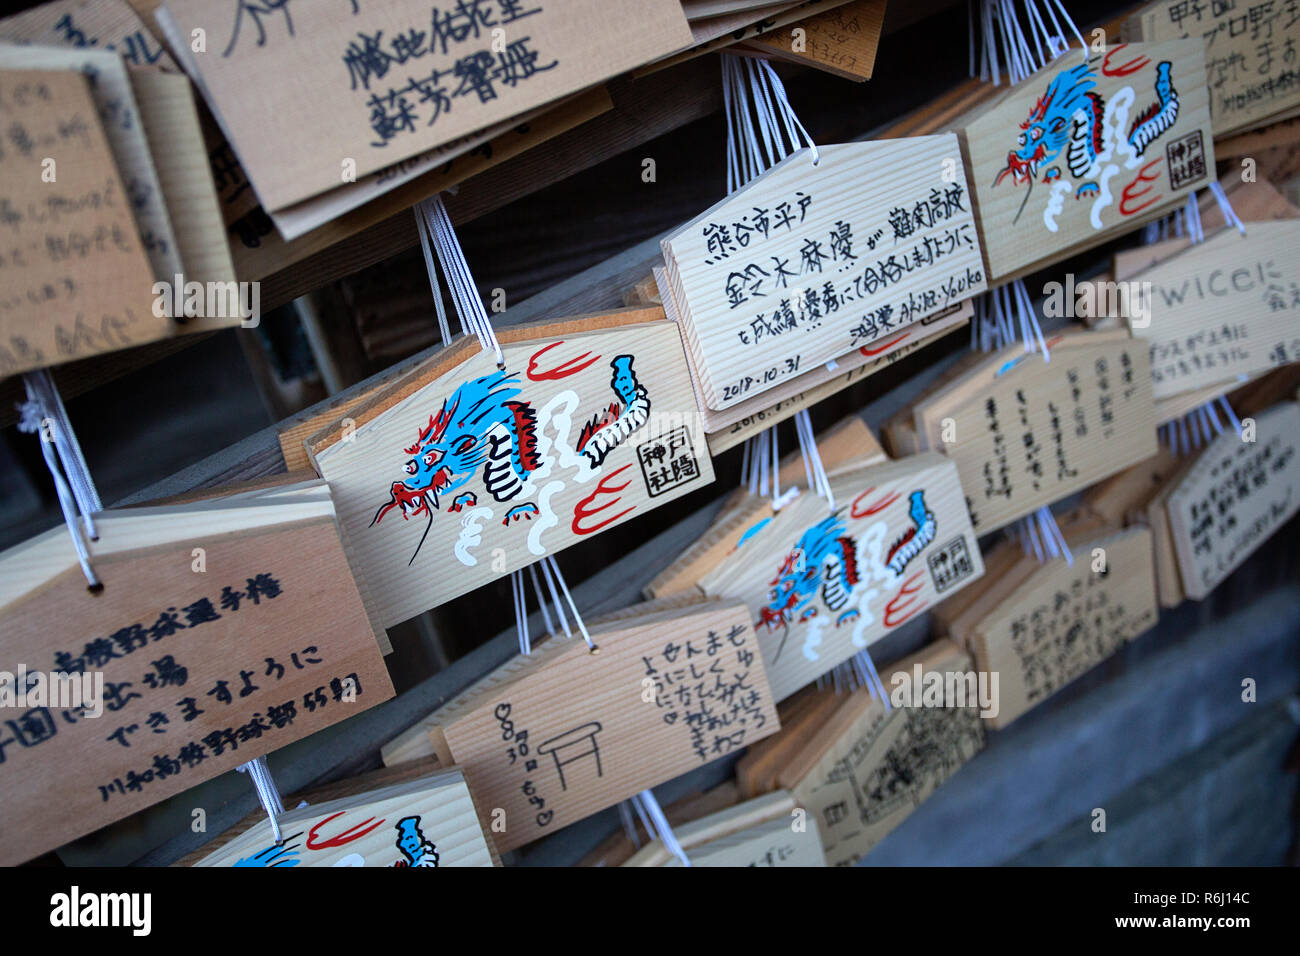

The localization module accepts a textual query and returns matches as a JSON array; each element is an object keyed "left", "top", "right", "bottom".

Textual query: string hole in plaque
[
  {"left": 588, "top": 644, "right": 600, "bottom": 656},
  {"left": 87, "top": 581, "right": 104, "bottom": 595}
]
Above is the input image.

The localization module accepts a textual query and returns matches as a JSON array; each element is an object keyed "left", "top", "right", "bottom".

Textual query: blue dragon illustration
[
  {"left": 995, "top": 58, "right": 1179, "bottom": 220},
  {"left": 884, "top": 490, "right": 936, "bottom": 577},
  {"left": 373, "top": 355, "right": 650, "bottom": 563},
  {"left": 392, "top": 816, "right": 439, "bottom": 868},
  {"left": 371, "top": 367, "right": 542, "bottom": 563},
  {"left": 761, "top": 514, "right": 861, "bottom": 650}
]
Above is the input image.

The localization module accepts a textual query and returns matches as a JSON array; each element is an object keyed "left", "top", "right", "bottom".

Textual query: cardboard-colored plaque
[
  {"left": 661, "top": 137, "right": 987, "bottom": 411},
  {"left": 959, "top": 40, "right": 1215, "bottom": 282},
  {"left": 307, "top": 313, "right": 714, "bottom": 626},
  {"left": 426, "top": 599, "right": 781, "bottom": 852},
  {"left": 195, "top": 767, "right": 496, "bottom": 867},
  {"left": 622, "top": 790, "right": 827, "bottom": 866},
  {"left": 0, "top": 484, "right": 394, "bottom": 866},
  {"left": 908, "top": 332, "right": 1160, "bottom": 534},
  {"left": 1125, "top": 0, "right": 1300, "bottom": 137},
  {"left": 1166, "top": 401, "right": 1300, "bottom": 600},
  {"left": 780, "top": 639, "right": 985, "bottom": 867},
  {"left": 700, "top": 451, "right": 985, "bottom": 701},
  {"left": 1128, "top": 221, "right": 1300, "bottom": 400},
  {"left": 159, "top": 0, "right": 693, "bottom": 212},
  {"left": 0, "top": 68, "right": 163, "bottom": 376},
  {"left": 739, "top": 0, "right": 887, "bottom": 82},
  {"left": 941, "top": 525, "right": 1158, "bottom": 729},
  {"left": 0, "top": 0, "right": 175, "bottom": 71}
]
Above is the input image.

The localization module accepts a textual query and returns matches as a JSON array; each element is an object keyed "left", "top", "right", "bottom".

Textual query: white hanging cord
[
  {"left": 413, "top": 205, "right": 453, "bottom": 348},
  {"left": 421, "top": 195, "right": 504, "bottom": 366},
  {"left": 632, "top": 789, "right": 690, "bottom": 867},
  {"left": 1012, "top": 505, "right": 1072, "bottom": 565},
  {"left": 617, "top": 800, "right": 642, "bottom": 848},
  {"left": 18, "top": 372, "right": 102, "bottom": 587},
  {"left": 511, "top": 569, "right": 531, "bottom": 656},
  {"left": 1208, "top": 181, "right": 1247, "bottom": 235},
  {"left": 236, "top": 756, "right": 286, "bottom": 844},
  {"left": 542, "top": 555, "right": 596, "bottom": 651},
  {"left": 854, "top": 648, "right": 891, "bottom": 710},
  {"left": 537, "top": 551, "right": 573, "bottom": 638},
  {"left": 720, "top": 53, "right": 817, "bottom": 195},
  {"left": 526, "top": 562, "right": 556, "bottom": 638},
  {"left": 974, "top": 0, "right": 1084, "bottom": 83},
  {"left": 793, "top": 410, "right": 834, "bottom": 508}
]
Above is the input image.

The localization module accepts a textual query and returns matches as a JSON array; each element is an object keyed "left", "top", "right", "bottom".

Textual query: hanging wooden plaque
[
  {"left": 1124, "top": 0, "right": 1300, "bottom": 137},
  {"left": 159, "top": 0, "right": 693, "bottom": 212},
  {"left": 661, "top": 137, "right": 987, "bottom": 411},
  {"left": 0, "top": 67, "right": 163, "bottom": 376},
  {"left": 1166, "top": 401, "right": 1300, "bottom": 600},
  {"left": 307, "top": 314, "right": 714, "bottom": 626},
  {"left": 195, "top": 767, "right": 497, "bottom": 867},
  {"left": 0, "top": 489, "right": 394, "bottom": 866},
  {"left": 951, "top": 525, "right": 1158, "bottom": 729},
  {"left": 426, "top": 599, "right": 780, "bottom": 852},
  {"left": 1128, "top": 221, "right": 1300, "bottom": 400},
  {"left": 700, "top": 451, "right": 984, "bottom": 701},
  {"left": 910, "top": 332, "right": 1159, "bottom": 534},
  {"left": 781, "top": 639, "right": 985, "bottom": 867},
  {"left": 959, "top": 40, "right": 1215, "bottom": 282}
]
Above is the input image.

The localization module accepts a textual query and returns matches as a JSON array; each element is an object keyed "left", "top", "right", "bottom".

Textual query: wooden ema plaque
[
  {"left": 909, "top": 332, "right": 1160, "bottom": 534},
  {"left": 700, "top": 451, "right": 985, "bottom": 701},
  {"left": 195, "top": 766, "right": 496, "bottom": 867},
  {"left": 0, "top": 495, "right": 394, "bottom": 866},
  {"left": 161, "top": 0, "right": 693, "bottom": 212},
  {"left": 622, "top": 790, "right": 827, "bottom": 867},
  {"left": 1167, "top": 401, "right": 1300, "bottom": 600},
  {"left": 0, "top": 0, "right": 177, "bottom": 71},
  {"left": 1128, "top": 221, "right": 1300, "bottom": 400},
  {"left": 959, "top": 40, "right": 1215, "bottom": 282},
  {"left": 940, "top": 525, "right": 1158, "bottom": 730},
  {"left": 782, "top": 639, "right": 985, "bottom": 867},
  {"left": 739, "top": 0, "right": 887, "bottom": 83},
  {"left": 426, "top": 599, "right": 780, "bottom": 852},
  {"left": 0, "top": 68, "right": 163, "bottom": 376},
  {"left": 307, "top": 313, "right": 714, "bottom": 627},
  {"left": 660, "top": 137, "right": 988, "bottom": 411},
  {"left": 1125, "top": 0, "right": 1300, "bottom": 137}
]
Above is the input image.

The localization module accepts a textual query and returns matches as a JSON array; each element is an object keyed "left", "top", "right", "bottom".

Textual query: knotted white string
[
  {"left": 236, "top": 755, "right": 286, "bottom": 844},
  {"left": 18, "top": 371, "right": 101, "bottom": 586},
  {"left": 973, "top": 280, "right": 1049, "bottom": 359},
  {"left": 721, "top": 54, "right": 818, "bottom": 195},
  {"left": 413, "top": 204, "right": 453, "bottom": 349},
  {"left": 540, "top": 555, "right": 596, "bottom": 651},
  {"left": 1145, "top": 186, "right": 1246, "bottom": 455},
  {"left": 793, "top": 410, "right": 834, "bottom": 509},
  {"left": 631, "top": 789, "right": 690, "bottom": 867},
  {"left": 419, "top": 195, "right": 504, "bottom": 366},
  {"left": 1009, "top": 505, "right": 1073, "bottom": 566},
  {"left": 975, "top": 0, "right": 1085, "bottom": 84},
  {"left": 513, "top": 562, "right": 564, "bottom": 656}
]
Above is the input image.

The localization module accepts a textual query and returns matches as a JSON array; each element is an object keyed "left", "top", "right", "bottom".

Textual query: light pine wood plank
[
  {"left": 959, "top": 40, "right": 1216, "bottom": 281},
  {"left": 700, "top": 452, "right": 984, "bottom": 700},
  {"left": 427, "top": 599, "right": 780, "bottom": 852},
  {"left": 662, "top": 137, "right": 987, "bottom": 410}
]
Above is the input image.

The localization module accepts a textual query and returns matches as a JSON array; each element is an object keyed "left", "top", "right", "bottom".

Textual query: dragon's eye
[
  {"left": 423, "top": 450, "right": 443, "bottom": 467},
  {"left": 1018, "top": 133, "right": 1026, "bottom": 146},
  {"left": 782, "top": 580, "right": 793, "bottom": 592},
  {"left": 404, "top": 460, "right": 417, "bottom": 475},
  {"left": 1031, "top": 127, "right": 1042, "bottom": 141},
  {"left": 768, "top": 588, "right": 779, "bottom": 601}
]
